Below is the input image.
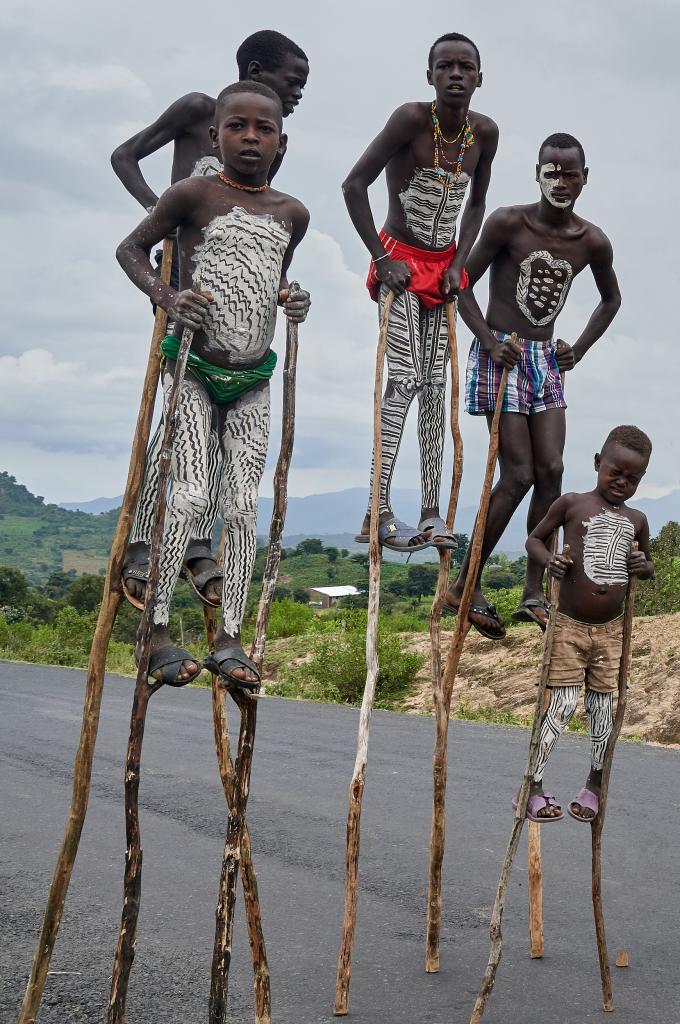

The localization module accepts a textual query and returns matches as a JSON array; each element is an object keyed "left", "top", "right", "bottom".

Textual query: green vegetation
[
  {"left": 0, "top": 473, "right": 116, "bottom": 583},
  {"left": 1, "top": 469, "right": 679, "bottom": 717}
]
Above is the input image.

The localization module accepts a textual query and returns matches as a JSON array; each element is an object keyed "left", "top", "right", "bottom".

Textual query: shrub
[
  {"left": 265, "top": 598, "right": 316, "bottom": 639},
  {"left": 274, "top": 618, "right": 423, "bottom": 708}
]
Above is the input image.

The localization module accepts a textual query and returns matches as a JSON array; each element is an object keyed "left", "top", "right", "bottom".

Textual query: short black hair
[
  {"left": 215, "top": 81, "right": 283, "bottom": 128},
  {"left": 539, "top": 132, "right": 586, "bottom": 168},
  {"left": 428, "top": 33, "right": 481, "bottom": 71},
  {"left": 602, "top": 425, "right": 652, "bottom": 462},
  {"left": 236, "top": 30, "right": 308, "bottom": 79}
]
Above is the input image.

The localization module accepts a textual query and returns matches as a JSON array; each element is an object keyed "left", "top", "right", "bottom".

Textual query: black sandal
[
  {"left": 204, "top": 644, "right": 261, "bottom": 691},
  {"left": 180, "top": 541, "right": 223, "bottom": 607},
  {"left": 122, "top": 547, "right": 150, "bottom": 611},
  {"left": 146, "top": 645, "right": 201, "bottom": 687}
]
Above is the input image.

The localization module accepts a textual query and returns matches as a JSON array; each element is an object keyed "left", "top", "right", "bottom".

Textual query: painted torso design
[
  {"left": 516, "top": 249, "right": 573, "bottom": 327},
  {"left": 582, "top": 508, "right": 635, "bottom": 586},
  {"left": 399, "top": 168, "right": 469, "bottom": 249},
  {"left": 191, "top": 155, "right": 223, "bottom": 177},
  {"left": 192, "top": 209, "right": 290, "bottom": 366}
]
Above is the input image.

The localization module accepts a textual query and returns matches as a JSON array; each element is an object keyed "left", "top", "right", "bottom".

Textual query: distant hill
[
  {"left": 4, "top": 472, "right": 678, "bottom": 585},
  {"left": 63, "top": 484, "right": 680, "bottom": 544},
  {"left": 0, "top": 473, "right": 117, "bottom": 584}
]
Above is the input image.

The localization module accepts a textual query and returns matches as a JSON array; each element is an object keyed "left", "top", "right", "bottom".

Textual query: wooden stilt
[
  {"left": 591, "top": 544, "right": 638, "bottom": 1013},
  {"left": 527, "top": 824, "right": 544, "bottom": 958},
  {"left": 426, "top": 362, "right": 510, "bottom": 971},
  {"left": 18, "top": 238, "right": 173, "bottom": 1024},
  {"left": 108, "top": 319, "right": 198, "bottom": 1024},
  {"left": 208, "top": 284, "right": 300, "bottom": 1024},
  {"left": 526, "top": 526, "right": 560, "bottom": 958},
  {"left": 425, "top": 300, "right": 463, "bottom": 974},
  {"left": 334, "top": 291, "right": 394, "bottom": 1016},
  {"left": 469, "top": 544, "right": 570, "bottom": 1024}
]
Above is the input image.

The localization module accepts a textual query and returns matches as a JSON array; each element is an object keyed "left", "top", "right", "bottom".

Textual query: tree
[
  {"left": 637, "top": 521, "right": 680, "bottom": 616},
  {"left": 386, "top": 578, "right": 408, "bottom": 598},
  {"left": 405, "top": 564, "right": 439, "bottom": 598},
  {"left": 295, "top": 538, "right": 324, "bottom": 555},
  {"left": 62, "top": 575, "right": 105, "bottom": 614},
  {"left": 0, "top": 567, "right": 30, "bottom": 606},
  {"left": 326, "top": 547, "right": 339, "bottom": 562}
]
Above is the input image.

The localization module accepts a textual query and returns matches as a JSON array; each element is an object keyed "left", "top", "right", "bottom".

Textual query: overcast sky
[{"left": 1, "top": 0, "right": 678, "bottom": 510}]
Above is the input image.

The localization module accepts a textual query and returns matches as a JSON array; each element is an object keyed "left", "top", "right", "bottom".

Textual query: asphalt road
[{"left": 2, "top": 661, "right": 679, "bottom": 1024}]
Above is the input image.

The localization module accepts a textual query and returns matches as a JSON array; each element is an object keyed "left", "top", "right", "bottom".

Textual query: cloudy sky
[{"left": 1, "top": 0, "right": 678, "bottom": 511}]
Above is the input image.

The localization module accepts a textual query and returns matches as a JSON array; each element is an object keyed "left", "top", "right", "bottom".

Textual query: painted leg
[
  {"left": 213, "top": 383, "right": 270, "bottom": 687},
  {"left": 527, "top": 684, "right": 579, "bottom": 818}
]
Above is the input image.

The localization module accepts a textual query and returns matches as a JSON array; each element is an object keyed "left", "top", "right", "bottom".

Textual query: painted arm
[
  {"left": 111, "top": 93, "right": 211, "bottom": 211},
  {"left": 278, "top": 201, "right": 311, "bottom": 323},
  {"left": 629, "top": 514, "right": 654, "bottom": 579},
  {"left": 443, "top": 118, "right": 499, "bottom": 298},
  {"left": 526, "top": 495, "right": 573, "bottom": 578},
  {"left": 457, "top": 209, "right": 521, "bottom": 368},
  {"left": 342, "top": 104, "right": 422, "bottom": 296},
  {"left": 116, "top": 180, "right": 212, "bottom": 329},
  {"left": 561, "top": 232, "right": 621, "bottom": 368}
]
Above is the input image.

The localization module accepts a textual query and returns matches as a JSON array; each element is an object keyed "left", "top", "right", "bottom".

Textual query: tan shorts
[{"left": 547, "top": 612, "right": 624, "bottom": 694}]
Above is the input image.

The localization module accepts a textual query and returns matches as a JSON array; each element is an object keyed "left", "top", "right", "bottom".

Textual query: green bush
[
  {"left": 264, "top": 598, "right": 317, "bottom": 639},
  {"left": 273, "top": 617, "right": 423, "bottom": 708}
]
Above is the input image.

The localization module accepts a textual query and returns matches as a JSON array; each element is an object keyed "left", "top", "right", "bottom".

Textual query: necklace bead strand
[
  {"left": 217, "top": 170, "right": 268, "bottom": 193},
  {"left": 430, "top": 101, "right": 475, "bottom": 183}
]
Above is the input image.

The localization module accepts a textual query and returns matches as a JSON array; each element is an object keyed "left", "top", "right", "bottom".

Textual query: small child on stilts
[
  {"left": 116, "top": 81, "right": 310, "bottom": 689},
  {"left": 517, "top": 425, "right": 654, "bottom": 822}
]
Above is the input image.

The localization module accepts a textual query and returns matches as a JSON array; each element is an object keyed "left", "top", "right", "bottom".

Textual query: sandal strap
[{"left": 184, "top": 540, "right": 215, "bottom": 565}]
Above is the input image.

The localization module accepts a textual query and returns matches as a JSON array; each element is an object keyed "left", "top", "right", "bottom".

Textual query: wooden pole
[
  {"left": 425, "top": 300, "right": 464, "bottom": 973},
  {"left": 208, "top": 284, "right": 301, "bottom": 1024},
  {"left": 469, "top": 544, "right": 570, "bottom": 1024},
  {"left": 591, "top": 543, "right": 638, "bottom": 1013},
  {"left": 18, "top": 237, "right": 173, "bottom": 1024},
  {"left": 334, "top": 290, "right": 394, "bottom": 1016},
  {"left": 108, "top": 318, "right": 198, "bottom": 1023},
  {"left": 527, "top": 825, "right": 544, "bottom": 958},
  {"left": 426, "top": 361, "right": 510, "bottom": 971},
  {"left": 526, "top": 524, "right": 560, "bottom": 960}
]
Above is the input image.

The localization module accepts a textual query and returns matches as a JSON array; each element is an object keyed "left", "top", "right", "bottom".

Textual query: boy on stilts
[
  {"left": 112, "top": 31, "right": 309, "bottom": 610},
  {"left": 343, "top": 33, "right": 498, "bottom": 553},
  {"left": 516, "top": 425, "right": 653, "bottom": 822},
  {"left": 446, "top": 133, "right": 622, "bottom": 638},
  {"left": 116, "top": 81, "right": 310, "bottom": 687}
]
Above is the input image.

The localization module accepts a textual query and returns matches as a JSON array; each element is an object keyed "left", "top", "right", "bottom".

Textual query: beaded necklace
[
  {"left": 218, "top": 170, "right": 268, "bottom": 193},
  {"left": 431, "top": 101, "right": 475, "bottom": 184}
]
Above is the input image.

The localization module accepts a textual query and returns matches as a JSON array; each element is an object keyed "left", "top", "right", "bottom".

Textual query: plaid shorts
[{"left": 466, "top": 330, "right": 566, "bottom": 415}]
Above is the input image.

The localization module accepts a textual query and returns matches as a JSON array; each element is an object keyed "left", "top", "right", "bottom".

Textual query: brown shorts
[{"left": 547, "top": 612, "right": 624, "bottom": 694}]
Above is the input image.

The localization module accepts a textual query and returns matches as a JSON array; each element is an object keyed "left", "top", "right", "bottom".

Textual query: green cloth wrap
[{"left": 160, "top": 335, "right": 277, "bottom": 405}]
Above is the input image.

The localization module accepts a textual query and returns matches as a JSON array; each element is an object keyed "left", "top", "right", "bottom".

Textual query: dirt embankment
[{"left": 400, "top": 613, "right": 680, "bottom": 744}]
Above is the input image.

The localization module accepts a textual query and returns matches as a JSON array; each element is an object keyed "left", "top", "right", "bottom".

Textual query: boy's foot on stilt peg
[
  {"left": 180, "top": 541, "right": 223, "bottom": 606},
  {"left": 136, "top": 626, "right": 201, "bottom": 687},
  {"left": 513, "top": 782, "right": 564, "bottom": 822},
  {"left": 354, "top": 510, "right": 432, "bottom": 551},
  {"left": 204, "top": 636, "right": 261, "bottom": 691},
  {"left": 122, "top": 543, "right": 150, "bottom": 610},
  {"left": 443, "top": 585, "right": 506, "bottom": 640},
  {"left": 511, "top": 594, "right": 550, "bottom": 630},
  {"left": 568, "top": 771, "right": 601, "bottom": 821}
]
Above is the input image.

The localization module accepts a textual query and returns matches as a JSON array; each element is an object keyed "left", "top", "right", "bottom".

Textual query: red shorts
[{"left": 366, "top": 230, "right": 469, "bottom": 309}]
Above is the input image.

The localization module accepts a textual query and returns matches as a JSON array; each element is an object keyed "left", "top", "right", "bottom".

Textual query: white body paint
[
  {"left": 191, "top": 155, "right": 223, "bottom": 177},
  {"left": 538, "top": 163, "right": 571, "bottom": 208},
  {"left": 582, "top": 508, "right": 635, "bottom": 586},
  {"left": 399, "top": 168, "right": 469, "bottom": 248},
  {"left": 516, "top": 249, "right": 573, "bottom": 327},
  {"left": 192, "top": 209, "right": 290, "bottom": 366}
]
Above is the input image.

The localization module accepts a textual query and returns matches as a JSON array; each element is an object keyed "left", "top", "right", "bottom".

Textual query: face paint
[{"left": 538, "top": 163, "right": 571, "bottom": 208}]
